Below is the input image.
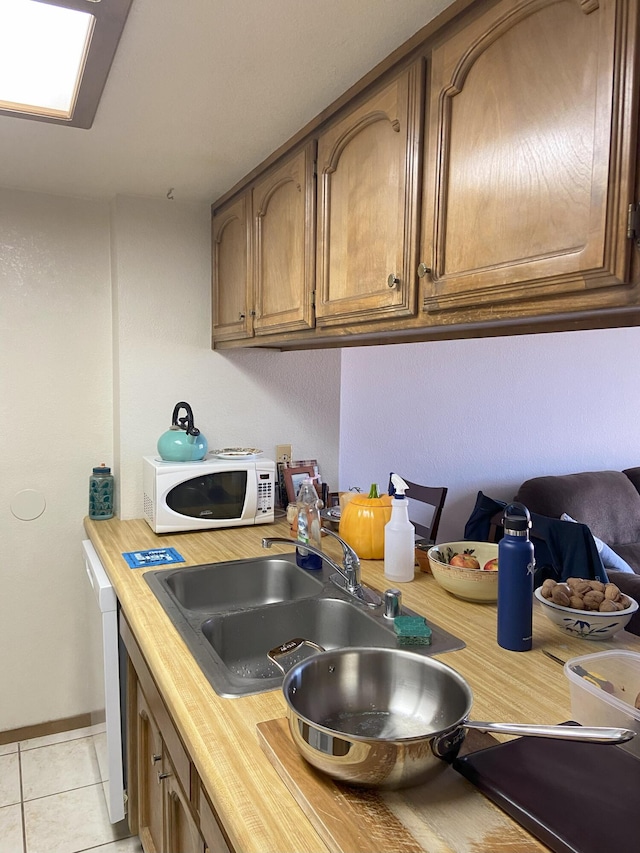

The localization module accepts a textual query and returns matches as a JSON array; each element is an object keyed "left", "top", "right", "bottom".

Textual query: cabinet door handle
[
  {"left": 157, "top": 771, "right": 172, "bottom": 784},
  {"left": 417, "top": 263, "right": 432, "bottom": 278},
  {"left": 239, "top": 312, "right": 246, "bottom": 320},
  {"left": 151, "top": 753, "right": 162, "bottom": 765},
  {"left": 387, "top": 274, "right": 400, "bottom": 289}
]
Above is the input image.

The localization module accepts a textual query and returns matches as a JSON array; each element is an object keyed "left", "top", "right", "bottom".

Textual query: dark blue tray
[{"left": 454, "top": 723, "right": 640, "bottom": 853}]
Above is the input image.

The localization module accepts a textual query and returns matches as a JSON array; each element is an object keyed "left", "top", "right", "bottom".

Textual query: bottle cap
[
  {"left": 502, "top": 502, "right": 531, "bottom": 533},
  {"left": 388, "top": 473, "right": 410, "bottom": 498},
  {"left": 93, "top": 464, "right": 111, "bottom": 474}
]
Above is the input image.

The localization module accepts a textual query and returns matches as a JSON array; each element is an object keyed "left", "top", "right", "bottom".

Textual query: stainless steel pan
[{"left": 268, "top": 641, "right": 635, "bottom": 789}]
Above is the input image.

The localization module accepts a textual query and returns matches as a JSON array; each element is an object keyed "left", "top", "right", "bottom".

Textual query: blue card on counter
[{"left": 122, "top": 547, "right": 184, "bottom": 569}]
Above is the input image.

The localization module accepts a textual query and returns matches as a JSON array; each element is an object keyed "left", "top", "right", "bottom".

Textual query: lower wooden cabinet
[
  {"left": 164, "top": 766, "right": 206, "bottom": 853},
  {"left": 135, "top": 683, "right": 165, "bottom": 853},
  {"left": 121, "top": 615, "right": 232, "bottom": 853}
]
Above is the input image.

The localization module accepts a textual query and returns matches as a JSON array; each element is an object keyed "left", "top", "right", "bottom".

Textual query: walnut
[
  {"left": 598, "top": 599, "right": 618, "bottom": 612},
  {"left": 542, "top": 578, "right": 557, "bottom": 591},
  {"left": 589, "top": 580, "right": 606, "bottom": 592},
  {"left": 570, "top": 595, "right": 585, "bottom": 609},
  {"left": 540, "top": 584, "right": 555, "bottom": 599},
  {"left": 619, "top": 594, "right": 632, "bottom": 610},
  {"left": 582, "top": 590, "right": 605, "bottom": 610},
  {"left": 551, "top": 585, "right": 571, "bottom": 607},
  {"left": 604, "top": 583, "right": 621, "bottom": 600}
]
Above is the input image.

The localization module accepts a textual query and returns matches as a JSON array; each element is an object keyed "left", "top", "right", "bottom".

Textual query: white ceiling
[{"left": 0, "top": 0, "right": 455, "bottom": 205}]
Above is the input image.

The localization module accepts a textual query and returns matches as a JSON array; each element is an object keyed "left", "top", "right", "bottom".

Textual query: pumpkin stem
[{"left": 367, "top": 483, "right": 380, "bottom": 499}]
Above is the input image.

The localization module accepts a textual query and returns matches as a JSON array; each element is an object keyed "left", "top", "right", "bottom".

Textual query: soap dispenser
[
  {"left": 295, "top": 476, "right": 323, "bottom": 570},
  {"left": 384, "top": 474, "right": 415, "bottom": 583}
]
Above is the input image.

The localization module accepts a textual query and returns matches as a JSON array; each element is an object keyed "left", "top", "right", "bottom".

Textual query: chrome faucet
[{"left": 261, "top": 527, "right": 383, "bottom": 608}]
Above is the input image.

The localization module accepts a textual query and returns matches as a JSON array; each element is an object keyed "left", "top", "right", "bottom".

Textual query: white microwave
[{"left": 143, "top": 455, "right": 276, "bottom": 533}]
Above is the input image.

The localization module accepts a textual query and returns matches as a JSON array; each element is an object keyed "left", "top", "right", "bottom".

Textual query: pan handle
[
  {"left": 464, "top": 719, "right": 635, "bottom": 744},
  {"left": 267, "top": 638, "right": 326, "bottom": 674}
]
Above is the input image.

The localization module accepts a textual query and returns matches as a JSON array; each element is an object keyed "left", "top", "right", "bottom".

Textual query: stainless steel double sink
[{"left": 145, "top": 553, "right": 464, "bottom": 698}]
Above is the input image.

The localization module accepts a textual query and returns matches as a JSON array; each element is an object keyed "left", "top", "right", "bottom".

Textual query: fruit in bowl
[
  {"left": 427, "top": 541, "right": 499, "bottom": 603},
  {"left": 449, "top": 549, "right": 480, "bottom": 569}
]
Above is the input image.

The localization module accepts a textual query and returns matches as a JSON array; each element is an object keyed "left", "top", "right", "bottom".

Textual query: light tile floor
[{"left": 0, "top": 726, "right": 143, "bottom": 853}]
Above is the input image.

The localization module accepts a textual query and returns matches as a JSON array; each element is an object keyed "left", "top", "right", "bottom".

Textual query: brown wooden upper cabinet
[
  {"left": 211, "top": 0, "right": 639, "bottom": 349},
  {"left": 252, "top": 142, "right": 316, "bottom": 336},
  {"left": 212, "top": 142, "right": 316, "bottom": 343},
  {"left": 212, "top": 194, "right": 252, "bottom": 342},
  {"left": 315, "top": 61, "right": 424, "bottom": 327},
  {"left": 419, "top": 0, "right": 639, "bottom": 316}
]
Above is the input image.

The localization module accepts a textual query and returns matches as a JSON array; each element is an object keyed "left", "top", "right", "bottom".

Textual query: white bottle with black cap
[{"left": 384, "top": 473, "right": 415, "bottom": 583}]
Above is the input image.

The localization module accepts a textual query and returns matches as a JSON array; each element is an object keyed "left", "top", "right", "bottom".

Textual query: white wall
[
  {"left": 1, "top": 188, "right": 113, "bottom": 730},
  {"left": 110, "top": 195, "right": 341, "bottom": 518},
  {"left": 0, "top": 189, "right": 341, "bottom": 733},
  {"left": 339, "top": 327, "right": 640, "bottom": 542}
]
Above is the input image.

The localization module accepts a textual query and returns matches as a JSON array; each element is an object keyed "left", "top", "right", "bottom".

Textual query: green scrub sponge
[{"left": 393, "top": 615, "right": 432, "bottom": 646}]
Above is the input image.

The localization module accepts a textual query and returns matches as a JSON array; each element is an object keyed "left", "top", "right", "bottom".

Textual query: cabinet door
[
  {"left": 164, "top": 760, "right": 205, "bottom": 853},
  {"left": 420, "top": 0, "right": 639, "bottom": 314},
  {"left": 199, "top": 784, "right": 232, "bottom": 853},
  {"left": 315, "top": 61, "right": 423, "bottom": 326},
  {"left": 136, "top": 684, "right": 164, "bottom": 853},
  {"left": 212, "top": 194, "right": 253, "bottom": 342},
  {"left": 252, "top": 142, "right": 316, "bottom": 335}
]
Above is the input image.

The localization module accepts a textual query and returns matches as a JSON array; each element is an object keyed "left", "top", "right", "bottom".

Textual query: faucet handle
[{"left": 383, "top": 588, "right": 402, "bottom": 619}]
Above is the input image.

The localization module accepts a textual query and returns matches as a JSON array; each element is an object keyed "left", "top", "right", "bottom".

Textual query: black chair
[{"left": 399, "top": 477, "right": 448, "bottom": 547}]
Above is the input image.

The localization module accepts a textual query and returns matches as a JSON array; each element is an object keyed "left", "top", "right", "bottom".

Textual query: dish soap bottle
[
  {"left": 296, "top": 477, "right": 323, "bottom": 570},
  {"left": 497, "top": 502, "right": 535, "bottom": 651},
  {"left": 384, "top": 474, "right": 415, "bottom": 583}
]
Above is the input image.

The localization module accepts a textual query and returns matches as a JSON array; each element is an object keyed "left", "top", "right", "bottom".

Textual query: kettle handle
[{"left": 171, "top": 402, "right": 200, "bottom": 436}]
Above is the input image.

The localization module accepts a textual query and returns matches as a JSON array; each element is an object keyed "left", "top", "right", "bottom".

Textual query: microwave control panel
[{"left": 257, "top": 471, "right": 273, "bottom": 514}]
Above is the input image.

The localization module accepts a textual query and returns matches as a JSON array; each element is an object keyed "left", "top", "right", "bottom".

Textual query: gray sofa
[{"left": 515, "top": 467, "right": 640, "bottom": 636}]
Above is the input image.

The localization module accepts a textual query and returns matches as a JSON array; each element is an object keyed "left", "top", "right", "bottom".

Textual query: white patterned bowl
[{"left": 534, "top": 587, "right": 638, "bottom": 640}]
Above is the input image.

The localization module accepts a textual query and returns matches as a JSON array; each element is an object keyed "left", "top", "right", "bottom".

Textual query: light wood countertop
[{"left": 84, "top": 516, "right": 640, "bottom": 853}]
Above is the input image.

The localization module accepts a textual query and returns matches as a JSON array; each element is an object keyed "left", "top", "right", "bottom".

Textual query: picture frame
[{"left": 283, "top": 465, "right": 316, "bottom": 504}]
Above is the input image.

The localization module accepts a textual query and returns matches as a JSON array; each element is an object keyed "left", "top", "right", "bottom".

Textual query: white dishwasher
[{"left": 82, "top": 539, "right": 126, "bottom": 823}]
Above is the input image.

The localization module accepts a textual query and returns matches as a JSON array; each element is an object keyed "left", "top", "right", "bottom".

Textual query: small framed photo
[{"left": 284, "top": 465, "right": 316, "bottom": 504}]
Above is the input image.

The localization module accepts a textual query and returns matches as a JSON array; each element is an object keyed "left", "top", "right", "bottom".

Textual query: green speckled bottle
[{"left": 89, "top": 464, "right": 114, "bottom": 519}]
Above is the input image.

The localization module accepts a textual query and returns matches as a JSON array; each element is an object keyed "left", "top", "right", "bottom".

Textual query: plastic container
[
  {"left": 384, "top": 474, "right": 415, "bottom": 583},
  {"left": 295, "top": 477, "right": 323, "bottom": 570},
  {"left": 497, "top": 502, "right": 535, "bottom": 651},
  {"left": 89, "top": 464, "right": 114, "bottom": 520},
  {"left": 564, "top": 650, "right": 640, "bottom": 759}
]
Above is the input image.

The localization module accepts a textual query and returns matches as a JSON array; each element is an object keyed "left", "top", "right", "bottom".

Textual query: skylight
[{"left": 0, "top": 0, "right": 133, "bottom": 129}]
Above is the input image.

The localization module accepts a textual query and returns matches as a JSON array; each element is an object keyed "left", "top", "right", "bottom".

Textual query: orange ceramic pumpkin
[{"left": 338, "top": 484, "right": 392, "bottom": 559}]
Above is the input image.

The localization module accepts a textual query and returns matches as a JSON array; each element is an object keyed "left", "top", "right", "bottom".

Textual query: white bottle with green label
[{"left": 384, "top": 473, "right": 415, "bottom": 583}]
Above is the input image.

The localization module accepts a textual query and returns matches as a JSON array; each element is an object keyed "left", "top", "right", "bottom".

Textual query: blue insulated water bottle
[{"left": 497, "top": 502, "right": 535, "bottom": 651}]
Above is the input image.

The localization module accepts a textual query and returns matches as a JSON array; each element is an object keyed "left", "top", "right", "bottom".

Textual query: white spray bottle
[{"left": 384, "top": 473, "right": 415, "bottom": 583}]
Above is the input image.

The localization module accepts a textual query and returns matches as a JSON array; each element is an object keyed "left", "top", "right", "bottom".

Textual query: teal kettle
[{"left": 157, "top": 402, "right": 208, "bottom": 462}]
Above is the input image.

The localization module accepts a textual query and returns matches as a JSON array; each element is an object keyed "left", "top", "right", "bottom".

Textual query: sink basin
[
  {"left": 145, "top": 553, "right": 465, "bottom": 698},
  {"left": 201, "top": 597, "right": 396, "bottom": 683},
  {"left": 154, "top": 556, "right": 324, "bottom": 613}
]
